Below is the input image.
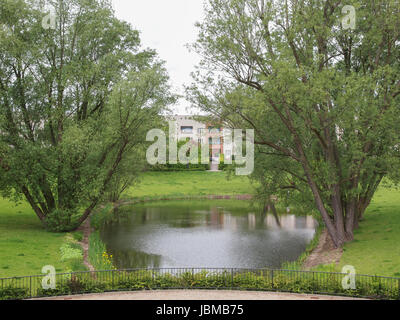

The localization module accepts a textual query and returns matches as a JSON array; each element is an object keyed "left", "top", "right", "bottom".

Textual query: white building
[{"left": 168, "top": 115, "right": 233, "bottom": 162}]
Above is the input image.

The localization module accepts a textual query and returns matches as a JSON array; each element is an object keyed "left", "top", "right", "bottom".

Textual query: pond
[{"left": 100, "top": 200, "right": 317, "bottom": 269}]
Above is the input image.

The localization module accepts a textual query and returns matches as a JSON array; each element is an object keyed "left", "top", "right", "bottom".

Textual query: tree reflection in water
[{"left": 100, "top": 200, "right": 316, "bottom": 270}]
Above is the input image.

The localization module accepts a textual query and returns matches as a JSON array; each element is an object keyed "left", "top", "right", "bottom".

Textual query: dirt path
[
  {"left": 303, "top": 229, "right": 343, "bottom": 270},
  {"left": 77, "top": 218, "right": 95, "bottom": 272},
  {"left": 33, "top": 290, "right": 364, "bottom": 300},
  {"left": 208, "top": 162, "right": 220, "bottom": 171}
]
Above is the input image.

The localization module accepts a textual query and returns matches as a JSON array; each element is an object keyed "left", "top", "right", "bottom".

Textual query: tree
[
  {"left": 188, "top": 0, "right": 400, "bottom": 247},
  {"left": 0, "top": 0, "right": 175, "bottom": 231}
]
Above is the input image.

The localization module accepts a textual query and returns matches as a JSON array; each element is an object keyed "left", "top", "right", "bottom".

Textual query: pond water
[{"left": 100, "top": 200, "right": 317, "bottom": 269}]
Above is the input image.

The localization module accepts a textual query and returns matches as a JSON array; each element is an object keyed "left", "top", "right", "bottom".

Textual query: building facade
[{"left": 169, "top": 115, "right": 233, "bottom": 162}]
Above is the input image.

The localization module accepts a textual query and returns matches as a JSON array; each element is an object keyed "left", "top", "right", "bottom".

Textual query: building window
[
  {"left": 209, "top": 137, "right": 221, "bottom": 145},
  {"left": 208, "top": 127, "right": 221, "bottom": 133},
  {"left": 181, "top": 126, "right": 193, "bottom": 134}
]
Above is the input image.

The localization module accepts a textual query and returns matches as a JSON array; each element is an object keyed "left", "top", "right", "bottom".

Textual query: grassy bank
[
  {"left": 88, "top": 230, "right": 115, "bottom": 271},
  {"left": 0, "top": 172, "right": 253, "bottom": 278},
  {"left": 0, "top": 199, "right": 69, "bottom": 278},
  {"left": 123, "top": 171, "right": 255, "bottom": 198},
  {"left": 309, "top": 187, "right": 400, "bottom": 277},
  {"left": 1, "top": 171, "right": 400, "bottom": 278},
  {"left": 337, "top": 187, "right": 400, "bottom": 277}
]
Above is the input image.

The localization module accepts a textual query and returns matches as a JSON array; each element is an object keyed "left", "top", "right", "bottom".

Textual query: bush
[
  {"left": 72, "top": 231, "right": 84, "bottom": 242},
  {"left": 90, "top": 203, "right": 114, "bottom": 230},
  {"left": 218, "top": 160, "right": 227, "bottom": 171},
  {"left": 218, "top": 155, "right": 233, "bottom": 171},
  {"left": 60, "top": 243, "right": 83, "bottom": 262},
  {"left": 0, "top": 287, "right": 30, "bottom": 300},
  {"left": 45, "top": 209, "right": 79, "bottom": 232},
  {"left": 149, "top": 163, "right": 209, "bottom": 171},
  {"left": 58, "top": 236, "right": 87, "bottom": 272}
]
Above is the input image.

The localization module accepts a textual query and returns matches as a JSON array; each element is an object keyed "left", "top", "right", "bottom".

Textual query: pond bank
[
  {"left": 78, "top": 218, "right": 95, "bottom": 272},
  {"left": 84, "top": 194, "right": 255, "bottom": 271},
  {"left": 303, "top": 229, "right": 343, "bottom": 270},
  {"left": 87, "top": 195, "right": 319, "bottom": 270}
]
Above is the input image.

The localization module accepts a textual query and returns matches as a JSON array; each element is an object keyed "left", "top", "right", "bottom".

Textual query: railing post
[
  {"left": 398, "top": 279, "right": 400, "bottom": 300},
  {"left": 30, "top": 276, "right": 32, "bottom": 298},
  {"left": 231, "top": 268, "right": 234, "bottom": 289},
  {"left": 271, "top": 270, "right": 274, "bottom": 289}
]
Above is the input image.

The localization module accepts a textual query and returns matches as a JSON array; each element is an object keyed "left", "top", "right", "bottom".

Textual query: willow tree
[
  {"left": 188, "top": 0, "right": 400, "bottom": 247},
  {"left": 0, "top": 0, "right": 175, "bottom": 231}
]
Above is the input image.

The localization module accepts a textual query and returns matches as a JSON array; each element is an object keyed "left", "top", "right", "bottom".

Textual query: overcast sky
[{"left": 111, "top": 0, "right": 205, "bottom": 115}]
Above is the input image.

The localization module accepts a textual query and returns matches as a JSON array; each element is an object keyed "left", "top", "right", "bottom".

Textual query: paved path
[
  {"left": 209, "top": 162, "right": 219, "bottom": 171},
  {"left": 34, "top": 290, "right": 365, "bottom": 300}
]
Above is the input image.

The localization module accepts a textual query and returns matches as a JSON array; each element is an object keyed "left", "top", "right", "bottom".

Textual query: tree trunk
[
  {"left": 266, "top": 201, "right": 281, "bottom": 227},
  {"left": 21, "top": 186, "right": 46, "bottom": 223},
  {"left": 345, "top": 199, "right": 356, "bottom": 241},
  {"left": 331, "top": 185, "right": 347, "bottom": 245},
  {"left": 76, "top": 140, "right": 129, "bottom": 227}
]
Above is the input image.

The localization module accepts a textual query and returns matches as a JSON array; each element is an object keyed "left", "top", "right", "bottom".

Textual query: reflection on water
[{"left": 100, "top": 201, "right": 317, "bottom": 269}]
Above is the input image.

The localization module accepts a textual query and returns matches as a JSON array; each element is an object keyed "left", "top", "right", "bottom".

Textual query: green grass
[
  {"left": 1, "top": 171, "right": 400, "bottom": 278},
  {"left": 0, "top": 171, "right": 253, "bottom": 278},
  {"left": 123, "top": 171, "right": 255, "bottom": 198},
  {"left": 337, "top": 187, "right": 400, "bottom": 277},
  {"left": 0, "top": 199, "right": 70, "bottom": 278},
  {"left": 88, "top": 231, "right": 115, "bottom": 271}
]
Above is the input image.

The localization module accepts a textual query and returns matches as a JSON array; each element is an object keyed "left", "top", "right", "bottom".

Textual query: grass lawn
[
  {"left": 337, "top": 187, "right": 400, "bottom": 277},
  {"left": 1, "top": 170, "right": 399, "bottom": 278},
  {"left": 124, "top": 171, "right": 256, "bottom": 198},
  {"left": 0, "top": 199, "right": 69, "bottom": 278},
  {"left": 0, "top": 171, "right": 254, "bottom": 278}
]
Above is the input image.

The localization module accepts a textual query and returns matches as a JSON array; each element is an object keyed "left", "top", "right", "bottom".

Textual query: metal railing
[{"left": 1, "top": 268, "right": 399, "bottom": 300}]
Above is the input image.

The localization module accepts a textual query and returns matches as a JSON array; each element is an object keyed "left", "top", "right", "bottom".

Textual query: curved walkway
[{"left": 34, "top": 290, "right": 365, "bottom": 300}]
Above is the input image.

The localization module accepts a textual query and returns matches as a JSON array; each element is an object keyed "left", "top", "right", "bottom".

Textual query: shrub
[
  {"left": 90, "top": 203, "right": 114, "bottom": 230},
  {"left": 149, "top": 163, "right": 209, "bottom": 171},
  {"left": 72, "top": 231, "right": 84, "bottom": 242},
  {"left": 58, "top": 236, "right": 87, "bottom": 272},
  {"left": 0, "top": 287, "right": 30, "bottom": 300},
  {"left": 60, "top": 243, "right": 83, "bottom": 262},
  {"left": 45, "top": 209, "right": 79, "bottom": 232},
  {"left": 218, "top": 155, "right": 233, "bottom": 171}
]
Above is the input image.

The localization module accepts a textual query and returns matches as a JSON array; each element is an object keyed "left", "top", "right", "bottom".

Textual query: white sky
[{"left": 111, "top": 0, "right": 205, "bottom": 115}]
